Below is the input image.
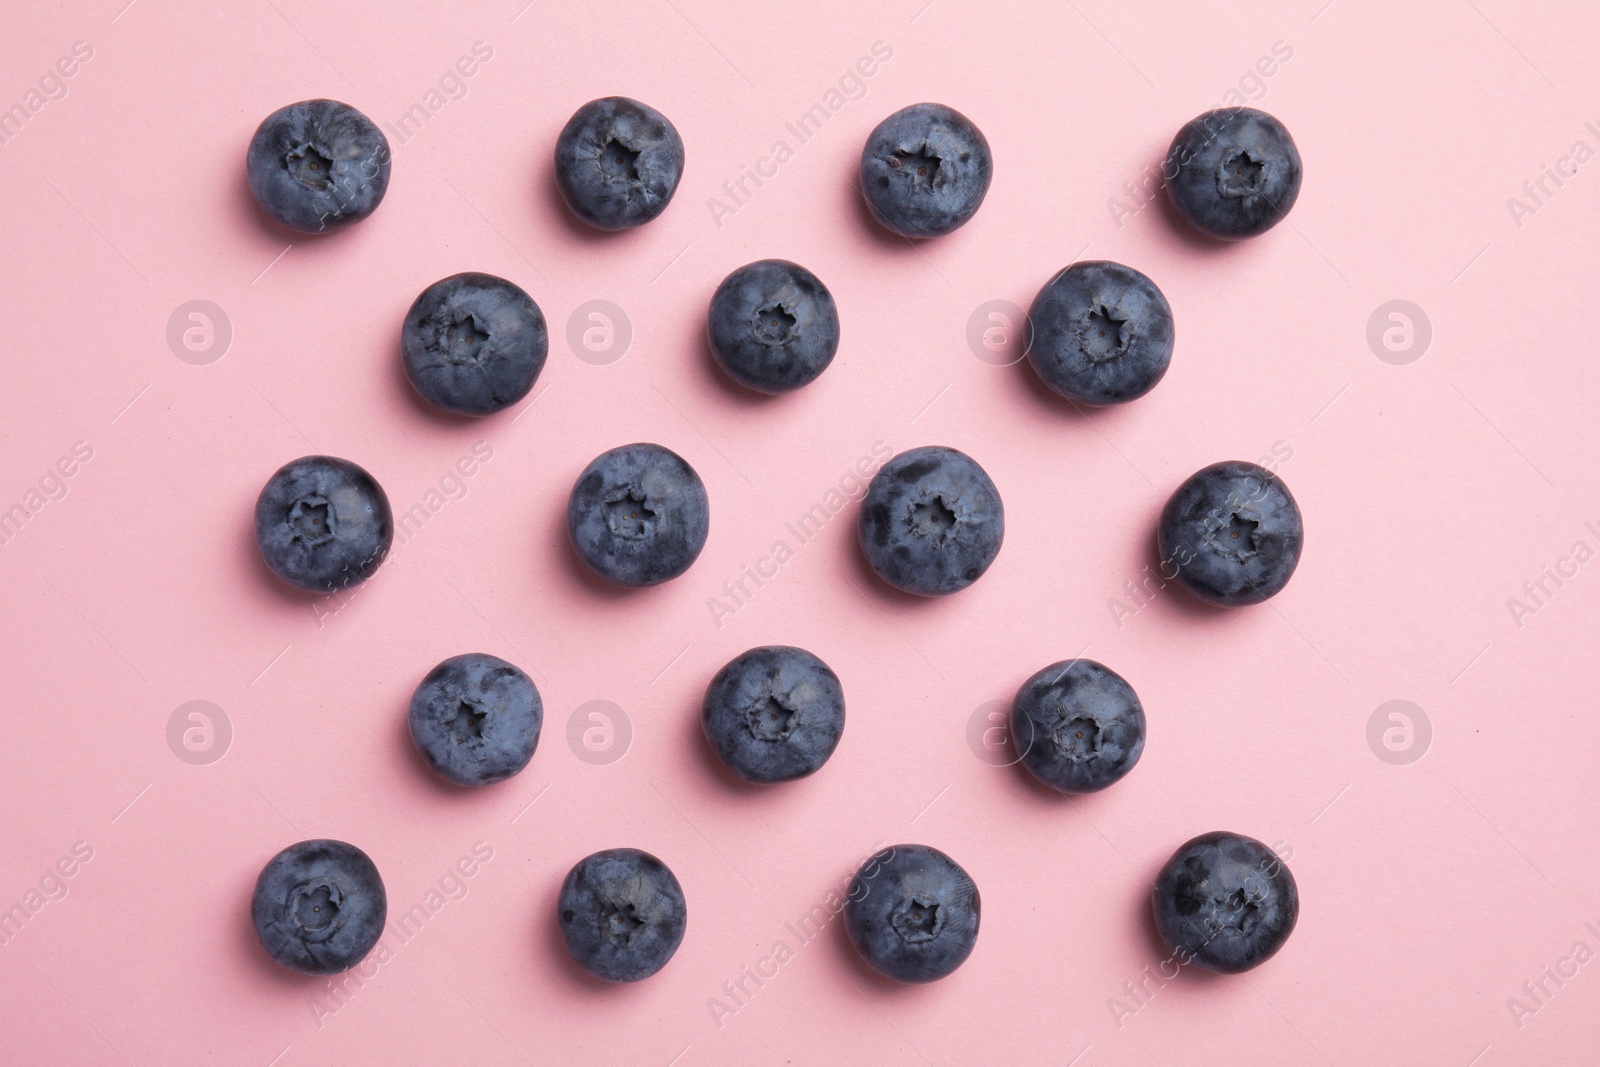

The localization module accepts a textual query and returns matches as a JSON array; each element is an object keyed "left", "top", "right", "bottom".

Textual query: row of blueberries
[
  {"left": 255, "top": 832, "right": 1296, "bottom": 984},
  {"left": 244, "top": 94, "right": 1306, "bottom": 984}
]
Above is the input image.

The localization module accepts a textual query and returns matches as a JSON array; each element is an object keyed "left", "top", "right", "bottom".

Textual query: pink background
[{"left": 1, "top": 0, "right": 1595, "bottom": 1063}]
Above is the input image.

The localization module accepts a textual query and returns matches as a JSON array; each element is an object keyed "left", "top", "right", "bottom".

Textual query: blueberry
[
  {"left": 567, "top": 443, "right": 709, "bottom": 587},
  {"left": 1158, "top": 460, "right": 1302, "bottom": 606},
  {"left": 246, "top": 99, "right": 391, "bottom": 234},
  {"left": 401, "top": 273, "right": 547, "bottom": 416},
  {"left": 1151, "top": 831, "right": 1298, "bottom": 974},
  {"left": 1027, "top": 261, "right": 1175, "bottom": 405},
  {"left": 408, "top": 653, "right": 542, "bottom": 787},
  {"left": 858, "top": 446, "right": 1003, "bottom": 596},
  {"left": 707, "top": 260, "right": 839, "bottom": 394},
  {"left": 702, "top": 646, "right": 845, "bottom": 783},
  {"left": 1165, "top": 108, "right": 1302, "bottom": 240},
  {"left": 557, "top": 848, "right": 687, "bottom": 982},
  {"left": 554, "top": 97, "right": 684, "bottom": 231},
  {"left": 254, "top": 456, "right": 393, "bottom": 593},
  {"left": 845, "top": 844, "right": 979, "bottom": 983},
  {"left": 252, "top": 839, "right": 387, "bottom": 975},
  {"left": 1011, "top": 659, "right": 1145, "bottom": 794},
  {"left": 859, "top": 103, "right": 992, "bottom": 238}
]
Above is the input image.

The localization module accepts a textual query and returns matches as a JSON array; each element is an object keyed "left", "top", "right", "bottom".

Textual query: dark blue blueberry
[
  {"left": 408, "top": 653, "right": 542, "bottom": 787},
  {"left": 702, "top": 646, "right": 845, "bottom": 783},
  {"left": 252, "top": 839, "right": 386, "bottom": 975},
  {"left": 1011, "top": 659, "right": 1145, "bottom": 794},
  {"left": 554, "top": 97, "right": 684, "bottom": 231},
  {"left": 567, "top": 443, "right": 709, "bottom": 587},
  {"left": 1165, "top": 108, "right": 1302, "bottom": 240},
  {"left": 1152, "top": 831, "right": 1298, "bottom": 974},
  {"left": 845, "top": 844, "right": 979, "bottom": 983},
  {"left": 246, "top": 99, "right": 391, "bottom": 234},
  {"left": 859, "top": 103, "right": 992, "bottom": 238},
  {"left": 707, "top": 260, "right": 839, "bottom": 394},
  {"left": 1027, "top": 261, "right": 1174, "bottom": 405},
  {"left": 254, "top": 456, "right": 393, "bottom": 593},
  {"left": 558, "top": 848, "right": 687, "bottom": 982},
  {"left": 401, "top": 273, "right": 547, "bottom": 416},
  {"left": 1158, "top": 460, "right": 1302, "bottom": 606},
  {"left": 858, "top": 446, "right": 1003, "bottom": 596}
]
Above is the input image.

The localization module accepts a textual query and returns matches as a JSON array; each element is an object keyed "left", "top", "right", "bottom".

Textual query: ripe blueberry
[
  {"left": 1158, "top": 460, "right": 1303, "bottom": 606},
  {"left": 845, "top": 844, "right": 980, "bottom": 983},
  {"left": 858, "top": 446, "right": 1004, "bottom": 596},
  {"left": 401, "top": 273, "right": 548, "bottom": 416},
  {"left": 254, "top": 456, "right": 393, "bottom": 593},
  {"left": 408, "top": 653, "right": 543, "bottom": 787},
  {"left": 859, "top": 103, "right": 992, "bottom": 238},
  {"left": 1165, "top": 108, "right": 1302, "bottom": 240},
  {"left": 707, "top": 259, "right": 839, "bottom": 394},
  {"left": 1027, "top": 261, "right": 1174, "bottom": 405},
  {"left": 554, "top": 97, "right": 684, "bottom": 231},
  {"left": 246, "top": 100, "right": 391, "bottom": 234},
  {"left": 1012, "top": 659, "right": 1145, "bottom": 794},
  {"left": 567, "top": 443, "right": 709, "bottom": 587},
  {"left": 1151, "top": 831, "right": 1298, "bottom": 973},
  {"left": 252, "top": 839, "right": 387, "bottom": 975},
  {"left": 558, "top": 848, "right": 687, "bottom": 982},
  {"left": 702, "top": 646, "right": 845, "bottom": 783}
]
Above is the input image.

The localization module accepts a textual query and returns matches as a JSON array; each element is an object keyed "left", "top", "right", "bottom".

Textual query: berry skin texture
[
  {"left": 1165, "top": 107, "right": 1302, "bottom": 240},
  {"left": 558, "top": 849, "right": 687, "bottom": 982},
  {"left": 1027, "top": 261, "right": 1175, "bottom": 405},
  {"left": 567, "top": 443, "right": 710, "bottom": 587},
  {"left": 246, "top": 100, "right": 391, "bottom": 234},
  {"left": 858, "top": 446, "right": 1004, "bottom": 596},
  {"left": 554, "top": 97, "right": 684, "bottom": 231},
  {"left": 1151, "top": 831, "right": 1298, "bottom": 974},
  {"left": 1158, "top": 460, "right": 1303, "bottom": 607},
  {"left": 252, "top": 839, "right": 387, "bottom": 975},
  {"left": 401, "top": 273, "right": 548, "bottom": 416},
  {"left": 254, "top": 456, "right": 393, "bottom": 593},
  {"left": 859, "top": 103, "right": 992, "bottom": 238},
  {"left": 702, "top": 646, "right": 845, "bottom": 783},
  {"left": 707, "top": 259, "right": 840, "bottom": 394},
  {"left": 1011, "top": 659, "right": 1145, "bottom": 794},
  {"left": 845, "top": 844, "right": 980, "bottom": 983},
  {"left": 408, "top": 653, "right": 543, "bottom": 787}
]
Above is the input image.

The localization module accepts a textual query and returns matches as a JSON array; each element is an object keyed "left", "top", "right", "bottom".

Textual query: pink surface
[{"left": 1, "top": 0, "right": 1595, "bottom": 1063}]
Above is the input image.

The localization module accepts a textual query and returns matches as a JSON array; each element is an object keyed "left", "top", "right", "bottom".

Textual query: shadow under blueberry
[
  {"left": 537, "top": 875, "right": 648, "bottom": 992},
  {"left": 538, "top": 155, "right": 658, "bottom": 246},
  {"left": 828, "top": 873, "right": 944, "bottom": 996},
  {"left": 543, "top": 494, "right": 652, "bottom": 603},
  {"left": 392, "top": 693, "right": 479, "bottom": 800},
  {"left": 388, "top": 314, "right": 485, "bottom": 430},
  {"left": 1133, "top": 880, "right": 1226, "bottom": 988},
  {"left": 1141, "top": 526, "right": 1238, "bottom": 623}
]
